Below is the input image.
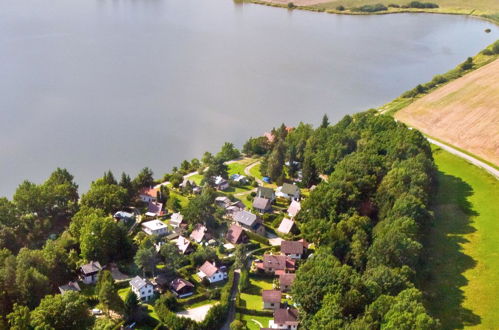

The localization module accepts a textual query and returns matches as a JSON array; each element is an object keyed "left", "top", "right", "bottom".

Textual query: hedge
[
  {"left": 246, "top": 231, "right": 269, "bottom": 245},
  {"left": 235, "top": 307, "right": 274, "bottom": 317}
]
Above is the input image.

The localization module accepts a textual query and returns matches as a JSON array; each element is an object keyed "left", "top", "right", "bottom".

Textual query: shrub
[
  {"left": 388, "top": 3, "right": 400, "bottom": 7},
  {"left": 492, "top": 40, "right": 499, "bottom": 54},
  {"left": 336, "top": 5, "right": 345, "bottom": 10},
  {"left": 460, "top": 57, "right": 473, "bottom": 71},
  {"left": 407, "top": 1, "right": 439, "bottom": 8},
  {"left": 287, "top": 2, "right": 295, "bottom": 8},
  {"left": 353, "top": 3, "right": 388, "bottom": 12}
]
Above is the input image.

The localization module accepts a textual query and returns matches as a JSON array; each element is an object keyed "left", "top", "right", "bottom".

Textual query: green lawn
[
  {"left": 249, "top": 163, "right": 263, "bottom": 181},
  {"left": 228, "top": 158, "right": 259, "bottom": 177},
  {"left": 188, "top": 173, "right": 204, "bottom": 185},
  {"left": 239, "top": 276, "right": 275, "bottom": 310},
  {"left": 240, "top": 314, "right": 273, "bottom": 330},
  {"left": 421, "top": 146, "right": 499, "bottom": 329}
]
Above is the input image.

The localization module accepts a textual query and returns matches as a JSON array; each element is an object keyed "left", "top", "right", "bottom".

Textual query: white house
[
  {"left": 79, "top": 261, "right": 102, "bottom": 284},
  {"left": 197, "top": 261, "right": 227, "bottom": 284},
  {"left": 170, "top": 213, "right": 184, "bottom": 228},
  {"left": 141, "top": 220, "right": 168, "bottom": 236},
  {"left": 130, "top": 276, "right": 155, "bottom": 302},
  {"left": 276, "top": 183, "right": 300, "bottom": 201},
  {"left": 269, "top": 308, "right": 299, "bottom": 329},
  {"left": 139, "top": 187, "right": 158, "bottom": 203},
  {"left": 214, "top": 176, "right": 229, "bottom": 191}
]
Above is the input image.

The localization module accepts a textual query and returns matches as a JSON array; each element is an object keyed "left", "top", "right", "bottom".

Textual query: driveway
[{"left": 176, "top": 303, "right": 216, "bottom": 322}]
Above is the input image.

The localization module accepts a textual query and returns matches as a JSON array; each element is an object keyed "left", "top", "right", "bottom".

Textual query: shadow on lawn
[{"left": 421, "top": 170, "right": 481, "bottom": 329}]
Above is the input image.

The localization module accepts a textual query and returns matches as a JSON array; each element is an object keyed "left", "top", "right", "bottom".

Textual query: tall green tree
[
  {"left": 7, "top": 303, "right": 31, "bottom": 330},
  {"left": 80, "top": 179, "right": 128, "bottom": 214}
]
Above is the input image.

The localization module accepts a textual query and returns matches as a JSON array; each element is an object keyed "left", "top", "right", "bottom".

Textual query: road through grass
[{"left": 422, "top": 147, "right": 499, "bottom": 329}]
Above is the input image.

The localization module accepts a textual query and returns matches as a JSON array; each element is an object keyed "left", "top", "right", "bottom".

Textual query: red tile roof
[
  {"left": 199, "top": 261, "right": 219, "bottom": 278},
  {"left": 279, "top": 273, "right": 296, "bottom": 287},
  {"left": 226, "top": 223, "right": 245, "bottom": 244},
  {"left": 262, "top": 290, "right": 282, "bottom": 303},
  {"left": 281, "top": 241, "right": 304, "bottom": 255},
  {"left": 274, "top": 308, "right": 299, "bottom": 325}
]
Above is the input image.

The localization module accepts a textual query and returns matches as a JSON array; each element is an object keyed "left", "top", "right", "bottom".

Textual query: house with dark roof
[
  {"left": 279, "top": 273, "right": 296, "bottom": 293},
  {"left": 58, "top": 281, "right": 81, "bottom": 294},
  {"left": 277, "top": 218, "right": 296, "bottom": 235},
  {"left": 232, "top": 210, "right": 265, "bottom": 236},
  {"left": 281, "top": 241, "right": 304, "bottom": 259},
  {"left": 130, "top": 276, "right": 154, "bottom": 301},
  {"left": 215, "top": 196, "right": 231, "bottom": 208},
  {"left": 197, "top": 261, "right": 227, "bottom": 284},
  {"left": 276, "top": 183, "right": 300, "bottom": 201},
  {"left": 146, "top": 201, "right": 164, "bottom": 217},
  {"left": 256, "top": 187, "right": 276, "bottom": 202},
  {"left": 255, "top": 254, "right": 295, "bottom": 275},
  {"left": 270, "top": 308, "right": 299, "bottom": 330},
  {"left": 262, "top": 290, "right": 282, "bottom": 309},
  {"left": 79, "top": 261, "right": 102, "bottom": 284},
  {"left": 226, "top": 223, "right": 248, "bottom": 244},
  {"left": 170, "top": 278, "right": 195, "bottom": 298},
  {"left": 253, "top": 197, "right": 272, "bottom": 213}
]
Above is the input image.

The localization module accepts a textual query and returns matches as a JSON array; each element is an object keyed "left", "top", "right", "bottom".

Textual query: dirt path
[
  {"left": 245, "top": 161, "right": 263, "bottom": 185},
  {"left": 176, "top": 303, "right": 216, "bottom": 322}
]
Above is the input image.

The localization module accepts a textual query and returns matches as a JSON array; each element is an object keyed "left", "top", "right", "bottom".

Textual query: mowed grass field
[
  {"left": 395, "top": 59, "right": 499, "bottom": 167},
  {"left": 422, "top": 147, "right": 499, "bottom": 329}
]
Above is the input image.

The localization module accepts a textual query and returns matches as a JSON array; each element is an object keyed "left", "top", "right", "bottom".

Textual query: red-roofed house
[
  {"left": 198, "top": 261, "right": 227, "bottom": 284},
  {"left": 226, "top": 223, "right": 248, "bottom": 245},
  {"left": 189, "top": 224, "right": 207, "bottom": 243},
  {"left": 262, "top": 290, "right": 282, "bottom": 309},
  {"left": 170, "top": 278, "right": 194, "bottom": 298},
  {"left": 270, "top": 308, "right": 299, "bottom": 329},
  {"left": 279, "top": 273, "right": 296, "bottom": 292},
  {"left": 280, "top": 241, "right": 304, "bottom": 259},
  {"left": 139, "top": 187, "right": 159, "bottom": 203},
  {"left": 255, "top": 254, "right": 295, "bottom": 275}
]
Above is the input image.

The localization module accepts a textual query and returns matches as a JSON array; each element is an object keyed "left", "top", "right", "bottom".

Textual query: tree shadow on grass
[{"left": 420, "top": 170, "right": 481, "bottom": 329}]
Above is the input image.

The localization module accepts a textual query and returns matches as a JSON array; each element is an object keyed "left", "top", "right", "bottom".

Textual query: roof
[
  {"left": 176, "top": 236, "right": 191, "bottom": 254},
  {"left": 263, "top": 254, "right": 295, "bottom": 271},
  {"left": 253, "top": 197, "right": 271, "bottom": 210},
  {"left": 233, "top": 210, "right": 258, "bottom": 227},
  {"left": 279, "top": 273, "right": 296, "bottom": 287},
  {"left": 287, "top": 200, "right": 301, "bottom": 218},
  {"left": 215, "top": 196, "right": 231, "bottom": 206},
  {"left": 140, "top": 187, "right": 158, "bottom": 198},
  {"left": 130, "top": 276, "right": 152, "bottom": 290},
  {"left": 190, "top": 224, "right": 207, "bottom": 243},
  {"left": 142, "top": 219, "right": 167, "bottom": 231},
  {"left": 277, "top": 218, "right": 295, "bottom": 234},
  {"left": 281, "top": 183, "right": 299, "bottom": 196},
  {"left": 281, "top": 241, "right": 304, "bottom": 255},
  {"left": 214, "top": 176, "right": 228, "bottom": 185},
  {"left": 262, "top": 290, "right": 282, "bottom": 303},
  {"left": 170, "top": 278, "right": 194, "bottom": 292},
  {"left": 199, "top": 261, "right": 219, "bottom": 277},
  {"left": 58, "top": 281, "right": 81, "bottom": 294},
  {"left": 80, "top": 261, "right": 102, "bottom": 275},
  {"left": 147, "top": 201, "right": 163, "bottom": 215},
  {"left": 226, "top": 223, "right": 245, "bottom": 244},
  {"left": 274, "top": 308, "right": 299, "bottom": 325},
  {"left": 170, "top": 213, "right": 184, "bottom": 226},
  {"left": 257, "top": 187, "right": 275, "bottom": 200},
  {"left": 299, "top": 238, "right": 310, "bottom": 249}
]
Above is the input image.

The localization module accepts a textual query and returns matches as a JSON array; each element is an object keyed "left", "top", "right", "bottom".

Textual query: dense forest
[
  {"left": 0, "top": 110, "right": 438, "bottom": 329},
  {"left": 247, "top": 111, "right": 438, "bottom": 328}
]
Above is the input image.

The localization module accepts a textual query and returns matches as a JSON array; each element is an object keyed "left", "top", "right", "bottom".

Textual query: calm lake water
[{"left": 0, "top": 0, "right": 497, "bottom": 197}]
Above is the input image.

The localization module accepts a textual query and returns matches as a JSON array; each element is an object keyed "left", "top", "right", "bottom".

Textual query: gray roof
[
  {"left": 58, "top": 281, "right": 81, "bottom": 294},
  {"left": 281, "top": 183, "right": 299, "bottom": 196},
  {"left": 233, "top": 210, "right": 257, "bottom": 227},
  {"left": 130, "top": 276, "right": 152, "bottom": 290},
  {"left": 257, "top": 187, "right": 275, "bottom": 200},
  {"left": 80, "top": 261, "right": 102, "bottom": 275},
  {"left": 253, "top": 197, "right": 271, "bottom": 210}
]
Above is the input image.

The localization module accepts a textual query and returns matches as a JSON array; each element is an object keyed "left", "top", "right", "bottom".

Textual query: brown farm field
[{"left": 395, "top": 59, "right": 499, "bottom": 167}]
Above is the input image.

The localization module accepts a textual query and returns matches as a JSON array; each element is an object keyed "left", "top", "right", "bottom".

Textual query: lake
[{"left": 0, "top": 0, "right": 497, "bottom": 197}]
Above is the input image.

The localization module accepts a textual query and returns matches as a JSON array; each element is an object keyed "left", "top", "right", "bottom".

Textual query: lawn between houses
[{"left": 420, "top": 147, "right": 499, "bottom": 329}]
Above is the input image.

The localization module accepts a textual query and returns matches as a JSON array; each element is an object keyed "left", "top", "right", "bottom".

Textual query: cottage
[
  {"left": 58, "top": 281, "right": 81, "bottom": 294},
  {"left": 146, "top": 201, "right": 164, "bottom": 217},
  {"left": 277, "top": 218, "right": 296, "bottom": 235},
  {"left": 113, "top": 211, "right": 135, "bottom": 224},
  {"left": 215, "top": 196, "right": 231, "bottom": 208},
  {"left": 170, "top": 278, "right": 195, "bottom": 298},
  {"left": 197, "top": 261, "right": 227, "bottom": 284},
  {"left": 190, "top": 224, "right": 207, "bottom": 243},
  {"left": 256, "top": 187, "right": 276, "bottom": 202},
  {"left": 139, "top": 187, "right": 158, "bottom": 203},
  {"left": 262, "top": 290, "right": 282, "bottom": 309},
  {"left": 226, "top": 223, "right": 248, "bottom": 244},
  {"left": 279, "top": 273, "right": 296, "bottom": 292},
  {"left": 256, "top": 254, "right": 295, "bottom": 275},
  {"left": 130, "top": 276, "right": 154, "bottom": 302},
  {"left": 232, "top": 210, "right": 265, "bottom": 236},
  {"left": 230, "top": 174, "right": 248, "bottom": 184},
  {"left": 214, "top": 176, "right": 229, "bottom": 191},
  {"left": 276, "top": 183, "right": 300, "bottom": 201},
  {"left": 142, "top": 219, "right": 168, "bottom": 236},
  {"left": 269, "top": 308, "right": 299, "bottom": 330},
  {"left": 281, "top": 241, "right": 304, "bottom": 259},
  {"left": 176, "top": 236, "right": 193, "bottom": 255},
  {"left": 253, "top": 197, "right": 272, "bottom": 213},
  {"left": 287, "top": 200, "right": 301, "bottom": 218},
  {"left": 170, "top": 213, "right": 184, "bottom": 228},
  {"left": 79, "top": 261, "right": 102, "bottom": 284}
]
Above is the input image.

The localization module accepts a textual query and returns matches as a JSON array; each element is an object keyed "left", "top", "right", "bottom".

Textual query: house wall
[
  {"left": 285, "top": 253, "right": 301, "bottom": 259},
  {"left": 263, "top": 301, "right": 279, "bottom": 309}
]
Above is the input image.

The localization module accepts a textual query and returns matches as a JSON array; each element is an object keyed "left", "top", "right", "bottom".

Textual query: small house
[
  {"left": 280, "top": 241, "right": 304, "bottom": 259},
  {"left": 58, "top": 281, "right": 81, "bottom": 294},
  {"left": 130, "top": 276, "right": 154, "bottom": 302},
  {"left": 176, "top": 236, "right": 193, "bottom": 255},
  {"left": 279, "top": 273, "right": 296, "bottom": 292},
  {"left": 113, "top": 211, "right": 135, "bottom": 224},
  {"left": 215, "top": 196, "right": 231, "bottom": 208},
  {"left": 170, "top": 213, "right": 184, "bottom": 228},
  {"left": 253, "top": 197, "right": 272, "bottom": 213},
  {"left": 232, "top": 210, "right": 265, "bottom": 236},
  {"left": 197, "top": 261, "right": 227, "bottom": 284},
  {"left": 270, "top": 308, "right": 299, "bottom": 330},
  {"left": 287, "top": 200, "right": 301, "bottom": 218},
  {"left": 170, "top": 278, "right": 195, "bottom": 298},
  {"left": 226, "top": 223, "right": 248, "bottom": 245},
  {"left": 139, "top": 187, "right": 158, "bottom": 203},
  {"left": 276, "top": 183, "right": 300, "bottom": 201},
  {"left": 256, "top": 254, "right": 295, "bottom": 275},
  {"left": 256, "top": 187, "right": 276, "bottom": 202},
  {"left": 146, "top": 201, "right": 164, "bottom": 217},
  {"left": 142, "top": 219, "right": 168, "bottom": 236},
  {"left": 262, "top": 290, "right": 282, "bottom": 309},
  {"left": 189, "top": 224, "right": 208, "bottom": 243},
  {"left": 214, "top": 176, "right": 229, "bottom": 191},
  {"left": 277, "top": 218, "right": 296, "bottom": 235},
  {"left": 230, "top": 174, "right": 248, "bottom": 184},
  {"left": 79, "top": 261, "right": 102, "bottom": 284}
]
